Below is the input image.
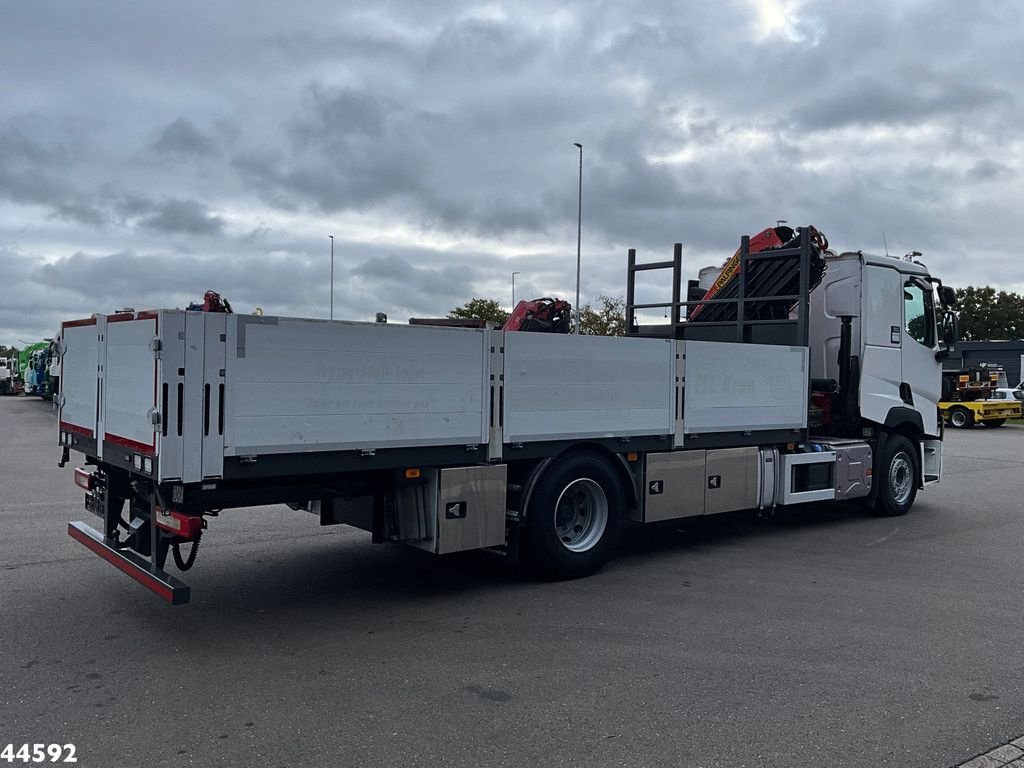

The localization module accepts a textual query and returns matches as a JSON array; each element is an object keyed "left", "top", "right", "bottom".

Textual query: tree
[
  {"left": 954, "top": 286, "right": 1024, "bottom": 341},
  {"left": 448, "top": 298, "right": 509, "bottom": 326},
  {"left": 576, "top": 295, "right": 626, "bottom": 336}
]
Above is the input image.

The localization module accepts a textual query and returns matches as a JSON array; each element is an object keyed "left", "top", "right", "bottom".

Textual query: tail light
[
  {"left": 73, "top": 467, "right": 94, "bottom": 491},
  {"left": 154, "top": 507, "right": 203, "bottom": 540}
]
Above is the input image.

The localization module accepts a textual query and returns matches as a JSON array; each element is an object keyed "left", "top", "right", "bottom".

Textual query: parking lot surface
[{"left": 1, "top": 396, "right": 1022, "bottom": 768}]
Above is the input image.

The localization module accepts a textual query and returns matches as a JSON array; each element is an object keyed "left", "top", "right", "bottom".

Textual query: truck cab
[{"left": 809, "top": 251, "right": 952, "bottom": 435}]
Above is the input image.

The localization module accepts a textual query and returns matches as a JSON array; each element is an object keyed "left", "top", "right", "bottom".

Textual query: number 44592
[{"left": 1, "top": 745, "right": 76, "bottom": 763}]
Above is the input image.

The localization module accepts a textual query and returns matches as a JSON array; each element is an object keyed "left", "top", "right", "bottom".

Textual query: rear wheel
[
  {"left": 873, "top": 434, "right": 918, "bottom": 517},
  {"left": 948, "top": 406, "right": 973, "bottom": 429},
  {"left": 526, "top": 452, "right": 625, "bottom": 578},
  {"left": 981, "top": 418, "right": 1007, "bottom": 428}
]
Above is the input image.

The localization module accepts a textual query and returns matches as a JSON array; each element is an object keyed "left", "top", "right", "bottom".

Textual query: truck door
[{"left": 900, "top": 278, "right": 941, "bottom": 435}]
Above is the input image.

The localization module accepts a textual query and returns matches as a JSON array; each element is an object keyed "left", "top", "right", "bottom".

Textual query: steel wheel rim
[
  {"left": 889, "top": 452, "right": 913, "bottom": 505},
  {"left": 951, "top": 410, "right": 966, "bottom": 427},
  {"left": 554, "top": 478, "right": 608, "bottom": 553}
]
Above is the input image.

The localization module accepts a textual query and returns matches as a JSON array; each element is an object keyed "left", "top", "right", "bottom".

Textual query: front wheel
[
  {"left": 873, "top": 434, "right": 918, "bottom": 517},
  {"left": 981, "top": 418, "right": 1007, "bottom": 428},
  {"left": 526, "top": 452, "right": 625, "bottom": 578},
  {"left": 948, "top": 406, "right": 973, "bottom": 428}
]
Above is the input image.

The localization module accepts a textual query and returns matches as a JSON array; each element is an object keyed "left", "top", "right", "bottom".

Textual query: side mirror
[
  {"left": 943, "top": 312, "right": 958, "bottom": 345},
  {"left": 935, "top": 311, "right": 958, "bottom": 361},
  {"left": 939, "top": 285, "right": 957, "bottom": 307}
]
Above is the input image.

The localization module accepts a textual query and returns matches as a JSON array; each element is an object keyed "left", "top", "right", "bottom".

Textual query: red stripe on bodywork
[
  {"left": 106, "top": 433, "right": 156, "bottom": 456},
  {"left": 62, "top": 317, "right": 97, "bottom": 329},
  {"left": 60, "top": 421, "right": 94, "bottom": 438}
]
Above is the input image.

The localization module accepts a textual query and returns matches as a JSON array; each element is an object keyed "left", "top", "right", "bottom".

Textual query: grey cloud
[
  {"left": 151, "top": 118, "right": 216, "bottom": 158},
  {"left": 137, "top": 198, "right": 224, "bottom": 235},
  {"left": 967, "top": 159, "right": 1010, "bottom": 181},
  {"left": 790, "top": 77, "right": 1010, "bottom": 131}
]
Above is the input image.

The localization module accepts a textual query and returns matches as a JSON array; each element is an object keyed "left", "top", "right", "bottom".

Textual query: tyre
[
  {"left": 526, "top": 451, "right": 625, "bottom": 578},
  {"left": 873, "top": 434, "right": 918, "bottom": 517},
  {"left": 948, "top": 406, "right": 973, "bottom": 429},
  {"left": 981, "top": 418, "right": 1007, "bottom": 428}
]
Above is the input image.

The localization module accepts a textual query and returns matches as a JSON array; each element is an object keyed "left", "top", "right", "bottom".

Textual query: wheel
[
  {"left": 948, "top": 406, "right": 973, "bottom": 429},
  {"left": 526, "top": 452, "right": 625, "bottom": 578},
  {"left": 981, "top": 418, "right": 1006, "bottom": 428},
  {"left": 873, "top": 434, "right": 918, "bottom": 517}
]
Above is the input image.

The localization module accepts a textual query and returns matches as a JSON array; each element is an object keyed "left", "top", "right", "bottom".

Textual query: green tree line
[{"left": 954, "top": 286, "right": 1024, "bottom": 341}]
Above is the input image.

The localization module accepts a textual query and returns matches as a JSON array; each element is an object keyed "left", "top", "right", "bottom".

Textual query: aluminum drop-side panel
[
  {"left": 60, "top": 322, "right": 101, "bottom": 436},
  {"left": 224, "top": 318, "right": 490, "bottom": 455},
  {"left": 682, "top": 341, "right": 808, "bottom": 433},
  {"left": 103, "top": 317, "right": 157, "bottom": 451},
  {"left": 503, "top": 333, "right": 675, "bottom": 443}
]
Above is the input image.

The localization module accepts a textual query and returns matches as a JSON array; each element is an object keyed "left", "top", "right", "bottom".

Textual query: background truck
[
  {"left": 57, "top": 226, "right": 958, "bottom": 604},
  {"left": 939, "top": 363, "right": 1021, "bottom": 427},
  {"left": 0, "top": 355, "right": 20, "bottom": 395}
]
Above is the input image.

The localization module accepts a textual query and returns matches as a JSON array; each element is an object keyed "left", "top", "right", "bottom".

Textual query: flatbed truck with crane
[{"left": 55, "top": 225, "right": 958, "bottom": 604}]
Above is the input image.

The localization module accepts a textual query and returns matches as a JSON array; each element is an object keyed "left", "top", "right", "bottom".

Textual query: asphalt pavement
[{"left": 1, "top": 395, "right": 1022, "bottom": 768}]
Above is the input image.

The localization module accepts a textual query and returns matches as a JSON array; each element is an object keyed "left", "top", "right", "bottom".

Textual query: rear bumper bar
[{"left": 68, "top": 521, "right": 191, "bottom": 605}]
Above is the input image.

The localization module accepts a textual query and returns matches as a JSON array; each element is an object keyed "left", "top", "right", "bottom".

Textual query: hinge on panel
[
  {"left": 147, "top": 408, "right": 161, "bottom": 427},
  {"left": 150, "top": 337, "right": 162, "bottom": 359}
]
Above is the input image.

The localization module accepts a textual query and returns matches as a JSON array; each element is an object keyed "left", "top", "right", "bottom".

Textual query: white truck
[
  {"left": 57, "top": 227, "right": 958, "bottom": 604},
  {"left": 0, "top": 356, "right": 18, "bottom": 395}
]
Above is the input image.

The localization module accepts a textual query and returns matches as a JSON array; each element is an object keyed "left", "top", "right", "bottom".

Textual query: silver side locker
[
  {"left": 643, "top": 450, "right": 706, "bottom": 522},
  {"left": 642, "top": 447, "right": 761, "bottom": 522},
  {"left": 396, "top": 465, "right": 507, "bottom": 554},
  {"left": 705, "top": 447, "right": 760, "bottom": 514}
]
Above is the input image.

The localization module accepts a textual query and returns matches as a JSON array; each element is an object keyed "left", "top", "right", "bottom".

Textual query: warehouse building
[{"left": 943, "top": 340, "right": 1024, "bottom": 385}]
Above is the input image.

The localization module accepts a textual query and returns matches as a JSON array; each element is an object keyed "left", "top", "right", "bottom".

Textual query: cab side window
[{"left": 904, "top": 281, "right": 935, "bottom": 347}]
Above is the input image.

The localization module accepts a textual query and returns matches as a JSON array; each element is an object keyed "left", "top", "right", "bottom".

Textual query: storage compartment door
[
  {"left": 705, "top": 447, "right": 760, "bottom": 514},
  {"left": 643, "top": 450, "right": 706, "bottom": 522}
]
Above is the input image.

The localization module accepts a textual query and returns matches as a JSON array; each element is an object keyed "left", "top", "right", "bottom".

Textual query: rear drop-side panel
[
  {"left": 60, "top": 317, "right": 102, "bottom": 447},
  {"left": 103, "top": 314, "right": 158, "bottom": 455}
]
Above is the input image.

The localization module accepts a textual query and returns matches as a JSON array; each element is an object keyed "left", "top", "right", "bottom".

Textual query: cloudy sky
[{"left": 2, "top": 0, "right": 1023, "bottom": 345}]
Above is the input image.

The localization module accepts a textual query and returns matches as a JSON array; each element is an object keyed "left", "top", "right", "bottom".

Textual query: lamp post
[
  {"left": 328, "top": 234, "right": 334, "bottom": 321},
  {"left": 511, "top": 271, "right": 520, "bottom": 310},
  {"left": 573, "top": 142, "right": 583, "bottom": 334}
]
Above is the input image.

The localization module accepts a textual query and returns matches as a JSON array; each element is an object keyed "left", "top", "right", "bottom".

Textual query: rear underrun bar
[{"left": 67, "top": 521, "right": 191, "bottom": 605}]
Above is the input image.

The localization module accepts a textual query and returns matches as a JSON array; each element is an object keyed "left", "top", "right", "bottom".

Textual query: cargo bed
[{"left": 59, "top": 311, "right": 809, "bottom": 483}]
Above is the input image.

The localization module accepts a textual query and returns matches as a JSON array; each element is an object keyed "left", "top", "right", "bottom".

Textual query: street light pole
[
  {"left": 573, "top": 142, "right": 583, "bottom": 334},
  {"left": 328, "top": 234, "right": 334, "bottom": 321},
  {"left": 511, "top": 271, "right": 520, "bottom": 310}
]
